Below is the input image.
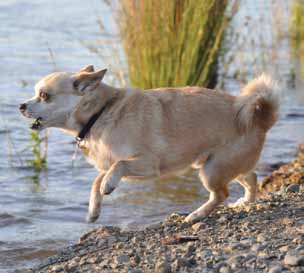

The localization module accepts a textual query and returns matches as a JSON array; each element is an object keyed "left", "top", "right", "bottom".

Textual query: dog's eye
[{"left": 39, "top": 91, "right": 49, "bottom": 101}]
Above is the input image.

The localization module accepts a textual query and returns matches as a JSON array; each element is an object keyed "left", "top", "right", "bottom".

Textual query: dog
[{"left": 20, "top": 65, "right": 279, "bottom": 224}]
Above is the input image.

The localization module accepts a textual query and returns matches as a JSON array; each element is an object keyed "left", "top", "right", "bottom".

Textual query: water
[{"left": 0, "top": 0, "right": 303, "bottom": 272}]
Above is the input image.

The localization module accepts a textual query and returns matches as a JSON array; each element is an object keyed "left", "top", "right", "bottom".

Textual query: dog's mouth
[{"left": 30, "top": 117, "right": 43, "bottom": 130}]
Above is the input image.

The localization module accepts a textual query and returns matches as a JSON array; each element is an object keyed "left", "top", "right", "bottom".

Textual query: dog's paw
[
  {"left": 184, "top": 212, "right": 201, "bottom": 224},
  {"left": 87, "top": 211, "right": 100, "bottom": 223},
  {"left": 102, "top": 185, "right": 115, "bottom": 195},
  {"left": 100, "top": 174, "right": 118, "bottom": 195},
  {"left": 100, "top": 182, "right": 115, "bottom": 195},
  {"left": 228, "top": 198, "right": 250, "bottom": 208}
]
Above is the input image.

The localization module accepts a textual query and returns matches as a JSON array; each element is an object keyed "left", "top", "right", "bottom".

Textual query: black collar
[{"left": 76, "top": 98, "right": 115, "bottom": 145}]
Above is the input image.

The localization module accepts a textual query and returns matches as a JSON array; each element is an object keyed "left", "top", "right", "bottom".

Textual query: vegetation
[
  {"left": 118, "top": 0, "right": 239, "bottom": 89},
  {"left": 27, "top": 130, "right": 48, "bottom": 172},
  {"left": 289, "top": 0, "right": 304, "bottom": 79}
]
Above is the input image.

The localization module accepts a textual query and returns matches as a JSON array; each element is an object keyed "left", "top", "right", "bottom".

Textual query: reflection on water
[{"left": 0, "top": 0, "right": 304, "bottom": 273}]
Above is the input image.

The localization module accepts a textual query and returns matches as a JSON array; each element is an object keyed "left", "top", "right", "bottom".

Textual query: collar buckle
[{"left": 75, "top": 136, "right": 83, "bottom": 146}]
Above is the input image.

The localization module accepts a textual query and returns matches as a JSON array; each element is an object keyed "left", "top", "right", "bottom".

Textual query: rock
[
  {"left": 107, "top": 235, "right": 117, "bottom": 245},
  {"left": 284, "top": 251, "right": 304, "bottom": 266},
  {"left": 257, "top": 234, "right": 268, "bottom": 243},
  {"left": 279, "top": 245, "right": 289, "bottom": 253},
  {"left": 155, "top": 260, "right": 171, "bottom": 273},
  {"left": 50, "top": 265, "right": 62, "bottom": 272},
  {"left": 268, "top": 265, "right": 282, "bottom": 273},
  {"left": 68, "top": 260, "right": 78, "bottom": 270},
  {"left": 251, "top": 243, "right": 267, "bottom": 252},
  {"left": 130, "top": 254, "right": 141, "bottom": 265},
  {"left": 196, "top": 249, "right": 213, "bottom": 259},
  {"left": 295, "top": 245, "right": 304, "bottom": 254},
  {"left": 219, "top": 266, "right": 232, "bottom": 273},
  {"left": 227, "top": 254, "right": 245, "bottom": 269},
  {"left": 192, "top": 222, "right": 205, "bottom": 232},
  {"left": 115, "top": 254, "right": 130, "bottom": 264},
  {"left": 286, "top": 184, "right": 300, "bottom": 193},
  {"left": 131, "top": 237, "right": 140, "bottom": 244},
  {"left": 258, "top": 251, "right": 270, "bottom": 258},
  {"left": 179, "top": 242, "right": 195, "bottom": 256},
  {"left": 218, "top": 215, "right": 229, "bottom": 223},
  {"left": 128, "top": 270, "right": 144, "bottom": 273}
]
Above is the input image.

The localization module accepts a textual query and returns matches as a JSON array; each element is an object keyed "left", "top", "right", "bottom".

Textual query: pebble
[
  {"left": 257, "top": 234, "right": 268, "bottom": 243},
  {"left": 130, "top": 254, "right": 141, "bottom": 265},
  {"left": 284, "top": 251, "right": 304, "bottom": 266},
  {"left": 251, "top": 243, "right": 267, "bottom": 252},
  {"left": 115, "top": 254, "right": 130, "bottom": 264},
  {"left": 227, "top": 254, "right": 245, "bottom": 269},
  {"left": 51, "top": 265, "right": 62, "bottom": 272},
  {"left": 128, "top": 270, "right": 144, "bottom": 273},
  {"left": 192, "top": 222, "right": 205, "bottom": 232},
  {"left": 219, "top": 265, "right": 232, "bottom": 273},
  {"left": 196, "top": 249, "right": 213, "bottom": 259},
  {"left": 268, "top": 265, "right": 282, "bottom": 273},
  {"left": 286, "top": 184, "right": 300, "bottom": 193},
  {"left": 19, "top": 169, "right": 304, "bottom": 273},
  {"left": 279, "top": 245, "right": 289, "bottom": 253},
  {"left": 155, "top": 260, "right": 171, "bottom": 273}
]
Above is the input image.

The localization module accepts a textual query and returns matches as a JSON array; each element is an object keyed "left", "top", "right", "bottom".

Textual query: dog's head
[{"left": 19, "top": 65, "right": 107, "bottom": 131}]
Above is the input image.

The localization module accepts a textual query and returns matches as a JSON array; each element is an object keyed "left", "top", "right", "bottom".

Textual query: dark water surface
[{"left": 0, "top": 0, "right": 303, "bottom": 272}]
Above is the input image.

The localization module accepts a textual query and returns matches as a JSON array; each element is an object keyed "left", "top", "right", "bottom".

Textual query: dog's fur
[{"left": 20, "top": 65, "right": 279, "bottom": 223}]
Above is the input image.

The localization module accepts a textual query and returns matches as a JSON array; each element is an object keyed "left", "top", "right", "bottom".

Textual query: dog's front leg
[
  {"left": 87, "top": 172, "right": 105, "bottom": 223},
  {"left": 100, "top": 156, "right": 160, "bottom": 195}
]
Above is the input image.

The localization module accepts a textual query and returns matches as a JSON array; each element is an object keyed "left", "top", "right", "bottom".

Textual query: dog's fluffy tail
[{"left": 235, "top": 74, "right": 280, "bottom": 134}]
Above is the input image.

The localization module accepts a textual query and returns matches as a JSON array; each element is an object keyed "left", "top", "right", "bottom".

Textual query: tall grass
[
  {"left": 289, "top": 0, "right": 304, "bottom": 79},
  {"left": 118, "top": 0, "right": 238, "bottom": 89}
]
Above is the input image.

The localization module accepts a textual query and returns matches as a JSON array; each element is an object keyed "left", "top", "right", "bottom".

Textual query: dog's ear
[
  {"left": 72, "top": 69, "right": 107, "bottom": 95},
  {"left": 79, "top": 64, "right": 95, "bottom": 73}
]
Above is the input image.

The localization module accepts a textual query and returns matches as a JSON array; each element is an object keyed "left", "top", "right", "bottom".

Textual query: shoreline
[{"left": 18, "top": 147, "right": 304, "bottom": 273}]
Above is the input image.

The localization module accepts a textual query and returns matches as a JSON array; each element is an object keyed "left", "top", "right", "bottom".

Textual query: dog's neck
[{"left": 63, "top": 82, "right": 122, "bottom": 136}]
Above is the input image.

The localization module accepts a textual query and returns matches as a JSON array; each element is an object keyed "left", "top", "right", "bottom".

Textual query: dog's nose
[{"left": 19, "top": 103, "right": 26, "bottom": 112}]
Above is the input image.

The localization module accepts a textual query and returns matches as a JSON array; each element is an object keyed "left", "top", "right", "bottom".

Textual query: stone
[
  {"left": 51, "top": 265, "right": 63, "bottom": 272},
  {"left": 115, "top": 254, "right": 130, "bottom": 264},
  {"left": 251, "top": 243, "right": 267, "bottom": 252},
  {"left": 227, "top": 254, "right": 245, "bottom": 269},
  {"left": 179, "top": 242, "right": 195, "bottom": 257},
  {"left": 284, "top": 251, "right": 304, "bottom": 266},
  {"left": 218, "top": 215, "right": 228, "bottom": 223},
  {"left": 130, "top": 254, "right": 141, "bottom": 265},
  {"left": 279, "top": 245, "right": 289, "bottom": 253},
  {"left": 155, "top": 260, "right": 171, "bottom": 273},
  {"left": 219, "top": 266, "right": 232, "bottom": 273},
  {"left": 68, "top": 260, "right": 78, "bottom": 270},
  {"left": 192, "top": 222, "right": 205, "bottom": 232},
  {"left": 257, "top": 234, "right": 268, "bottom": 243},
  {"left": 128, "top": 270, "right": 144, "bottom": 273},
  {"left": 268, "top": 265, "right": 282, "bottom": 273},
  {"left": 258, "top": 251, "right": 269, "bottom": 258},
  {"left": 286, "top": 184, "right": 300, "bottom": 193},
  {"left": 107, "top": 235, "right": 117, "bottom": 245}
]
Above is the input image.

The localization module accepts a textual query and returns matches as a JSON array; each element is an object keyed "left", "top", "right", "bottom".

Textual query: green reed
[{"left": 118, "top": 0, "right": 238, "bottom": 89}]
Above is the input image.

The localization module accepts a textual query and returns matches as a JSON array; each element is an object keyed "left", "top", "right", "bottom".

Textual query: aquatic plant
[
  {"left": 117, "top": 0, "right": 239, "bottom": 89},
  {"left": 27, "top": 130, "right": 48, "bottom": 172}
]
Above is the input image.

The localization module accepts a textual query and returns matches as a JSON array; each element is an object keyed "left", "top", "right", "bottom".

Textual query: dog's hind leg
[
  {"left": 229, "top": 171, "right": 257, "bottom": 208},
  {"left": 87, "top": 173, "right": 105, "bottom": 223},
  {"left": 100, "top": 156, "right": 160, "bottom": 195},
  {"left": 185, "top": 158, "right": 230, "bottom": 224}
]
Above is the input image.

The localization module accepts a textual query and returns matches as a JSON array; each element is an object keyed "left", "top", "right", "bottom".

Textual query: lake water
[{"left": 0, "top": 0, "right": 303, "bottom": 272}]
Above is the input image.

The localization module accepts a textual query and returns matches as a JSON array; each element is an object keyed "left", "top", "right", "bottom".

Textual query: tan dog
[{"left": 19, "top": 65, "right": 279, "bottom": 224}]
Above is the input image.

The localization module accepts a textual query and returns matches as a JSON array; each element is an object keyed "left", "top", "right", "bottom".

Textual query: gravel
[{"left": 16, "top": 145, "right": 304, "bottom": 273}]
